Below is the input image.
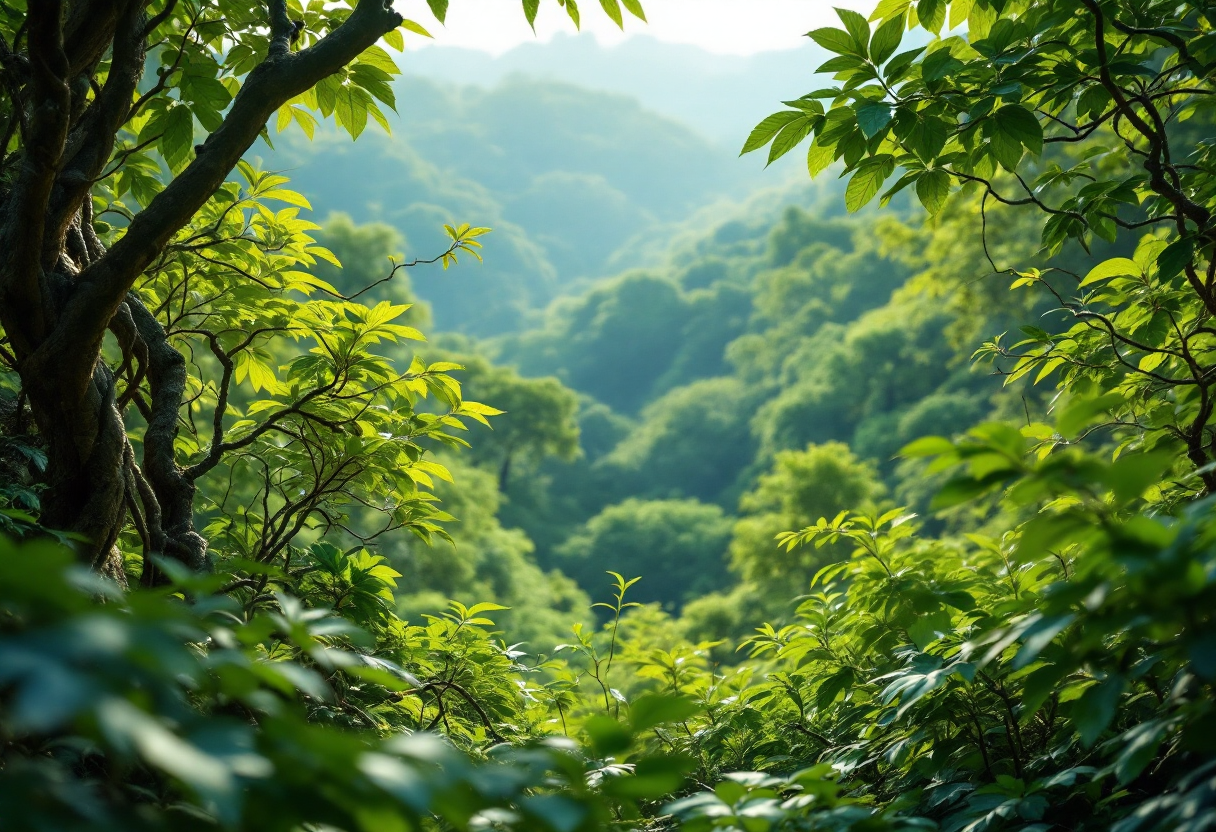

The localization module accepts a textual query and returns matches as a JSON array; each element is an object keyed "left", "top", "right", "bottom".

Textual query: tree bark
[{"left": 0, "top": 0, "right": 404, "bottom": 577}]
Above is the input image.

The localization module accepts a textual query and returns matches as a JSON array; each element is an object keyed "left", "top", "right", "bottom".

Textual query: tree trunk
[
  {"left": 24, "top": 358, "right": 130, "bottom": 583},
  {"left": 0, "top": 0, "right": 403, "bottom": 580}
]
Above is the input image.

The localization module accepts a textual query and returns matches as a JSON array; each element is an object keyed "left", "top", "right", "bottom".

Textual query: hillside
[{"left": 262, "top": 70, "right": 803, "bottom": 333}]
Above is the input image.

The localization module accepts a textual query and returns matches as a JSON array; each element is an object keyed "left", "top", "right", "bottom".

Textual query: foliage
[
  {"left": 556, "top": 499, "right": 733, "bottom": 611},
  {"left": 442, "top": 353, "right": 581, "bottom": 491},
  {"left": 601, "top": 378, "right": 760, "bottom": 506},
  {"left": 310, "top": 213, "right": 432, "bottom": 328},
  {"left": 0, "top": 535, "right": 703, "bottom": 832},
  {"left": 729, "top": 442, "right": 885, "bottom": 588},
  {"left": 743, "top": 0, "right": 1216, "bottom": 493},
  {"left": 127, "top": 167, "right": 497, "bottom": 573},
  {"left": 267, "top": 72, "right": 752, "bottom": 335},
  {"left": 502, "top": 271, "right": 696, "bottom": 414},
  {"left": 8, "top": 2, "right": 1216, "bottom": 832}
]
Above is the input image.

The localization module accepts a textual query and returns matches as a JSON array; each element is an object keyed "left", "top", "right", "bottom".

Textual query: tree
[
  {"left": 728, "top": 442, "right": 884, "bottom": 587},
  {"left": 502, "top": 271, "right": 691, "bottom": 413},
  {"left": 437, "top": 353, "right": 580, "bottom": 491},
  {"left": 555, "top": 497, "right": 733, "bottom": 611},
  {"left": 743, "top": 0, "right": 1216, "bottom": 494},
  {"left": 600, "top": 377, "right": 759, "bottom": 505},
  {"left": 0, "top": 0, "right": 639, "bottom": 581}
]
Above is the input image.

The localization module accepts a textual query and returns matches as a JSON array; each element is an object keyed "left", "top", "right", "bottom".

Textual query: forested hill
[
  {"left": 263, "top": 36, "right": 1036, "bottom": 643},
  {"left": 6, "top": 4, "right": 1216, "bottom": 831},
  {"left": 260, "top": 36, "right": 819, "bottom": 334}
]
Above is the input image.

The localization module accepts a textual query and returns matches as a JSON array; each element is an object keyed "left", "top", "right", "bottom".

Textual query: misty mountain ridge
[
  {"left": 261, "top": 35, "right": 826, "bottom": 333},
  {"left": 398, "top": 31, "right": 827, "bottom": 148}
]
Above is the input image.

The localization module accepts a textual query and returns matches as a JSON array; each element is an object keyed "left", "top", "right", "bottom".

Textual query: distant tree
[
  {"left": 311, "top": 213, "right": 431, "bottom": 327},
  {"left": 556, "top": 498, "right": 732, "bottom": 611},
  {"left": 505, "top": 271, "right": 690, "bottom": 413},
  {"left": 602, "top": 377, "right": 758, "bottom": 504},
  {"left": 450, "top": 355, "right": 580, "bottom": 491},
  {"left": 729, "top": 442, "right": 884, "bottom": 587}
]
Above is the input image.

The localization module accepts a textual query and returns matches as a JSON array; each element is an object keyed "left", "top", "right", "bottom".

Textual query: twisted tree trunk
[{"left": 0, "top": 0, "right": 403, "bottom": 579}]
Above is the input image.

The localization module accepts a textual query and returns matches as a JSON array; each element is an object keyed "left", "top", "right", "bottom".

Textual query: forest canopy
[{"left": 2, "top": 1, "right": 1216, "bottom": 832}]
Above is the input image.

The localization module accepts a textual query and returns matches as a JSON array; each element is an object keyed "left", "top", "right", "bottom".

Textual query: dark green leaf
[
  {"left": 916, "top": 0, "right": 945, "bottom": 33},
  {"left": 1073, "top": 676, "right": 1126, "bottom": 747},
  {"left": 994, "top": 104, "right": 1043, "bottom": 155},
  {"left": 160, "top": 105, "right": 195, "bottom": 170},
  {"left": 583, "top": 715, "right": 632, "bottom": 755},
  {"left": 856, "top": 101, "right": 893, "bottom": 138},
  {"left": 916, "top": 169, "right": 950, "bottom": 214},
  {"left": 1158, "top": 237, "right": 1195, "bottom": 278},
  {"left": 1058, "top": 392, "right": 1123, "bottom": 439}
]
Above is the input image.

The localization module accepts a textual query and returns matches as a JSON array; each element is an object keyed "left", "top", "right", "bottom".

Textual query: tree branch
[
  {"left": 43, "top": 0, "right": 403, "bottom": 400},
  {"left": 0, "top": 0, "right": 70, "bottom": 354}
]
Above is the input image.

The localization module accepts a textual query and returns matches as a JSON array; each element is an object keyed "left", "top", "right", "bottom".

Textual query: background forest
[
  {"left": 2, "top": 2, "right": 1215, "bottom": 832},
  {"left": 259, "top": 32, "right": 1034, "bottom": 648}
]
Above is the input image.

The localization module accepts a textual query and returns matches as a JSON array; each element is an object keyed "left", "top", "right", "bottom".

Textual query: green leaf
[
  {"left": 835, "top": 7, "right": 871, "bottom": 57},
  {"left": 915, "top": 169, "right": 950, "bottom": 214},
  {"left": 1012, "top": 614, "right": 1075, "bottom": 670},
  {"left": 856, "top": 101, "right": 893, "bottom": 138},
  {"left": 845, "top": 154, "right": 895, "bottom": 211},
  {"left": 869, "top": 0, "right": 910, "bottom": 22},
  {"left": 949, "top": 0, "right": 973, "bottom": 29},
  {"left": 583, "top": 715, "right": 632, "bottom": 755},
  {"left": 1058, "top": 393, "right": 1124, "bottom": 439},
  {"left": 869, "top": 14, "right": 904, "bottom": 63},
  {"left": 808, "top": 141, "right": 836, "bottom": 176},
  {"left": 426, "top": 0, "right": 448, "bottom": 22},
  {"left": 160, "top": 105, "right": 195, "bottom": 170},
  {"left": 522, "top": 0, "right": 540, "bottom": 29},
  {"left": 1081, "top": 257, "right": 1140, "bottom": 286},
  {"left": 1115, "top": 723, "right": 1166, "bottom": 785},
  {"left": 1073, "top": 676, "right": 1126, "bottom": 747},
  {"left": 994, "top": 104, "right": 1043, "bottom": 155},
  {"left": 916, "top": 0, "right": 945, "bottom": 33},
  {"left": 1102, "top": 450, "right": 1175, "bottom": 503},
  {"left": 768, "top": 115, "right": 818, "bottom": 165},
  {"left": 904, "top": 113, "right": 948, "bottom": 162},
  {"left": 807, "top": 27, "right": 859, "bottom": 56},
  {"left": 599, "top": 0, "right": 624, "bottom": 27},
  {"left": 630, "top": 694, "right": 702, "bottom": 732},
  {"left": 741, "top": 111, "right": 803, "bottom": 155},
  {"left": 603, "top": 755, "right": 695, "bottom": 799},
  {"left": 620, "top": 0, "right": 646, "bottom": 21},
  {"left": 901, "top": 435, "right": 954, "bottom": 457},
  {"left": 334, "top": 84, "right": 371, "bottom": 139},
  {"left": 816, "top": 667, "right": 854, "bottom": 711},
  {"left": 179, "top": 71, "right": 232, "bottom": 114},
  {"left": 1158, "top": 237, "right": 1195, "bottom": 278}
]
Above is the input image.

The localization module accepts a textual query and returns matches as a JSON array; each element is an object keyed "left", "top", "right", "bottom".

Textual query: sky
[{"left": 395, "top": 0, "right": 875, "bottom": 56}]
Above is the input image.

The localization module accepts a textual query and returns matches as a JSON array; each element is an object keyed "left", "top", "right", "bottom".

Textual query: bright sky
[{"left": 394, "top": 0, "right": 874, "bottom": 56}]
